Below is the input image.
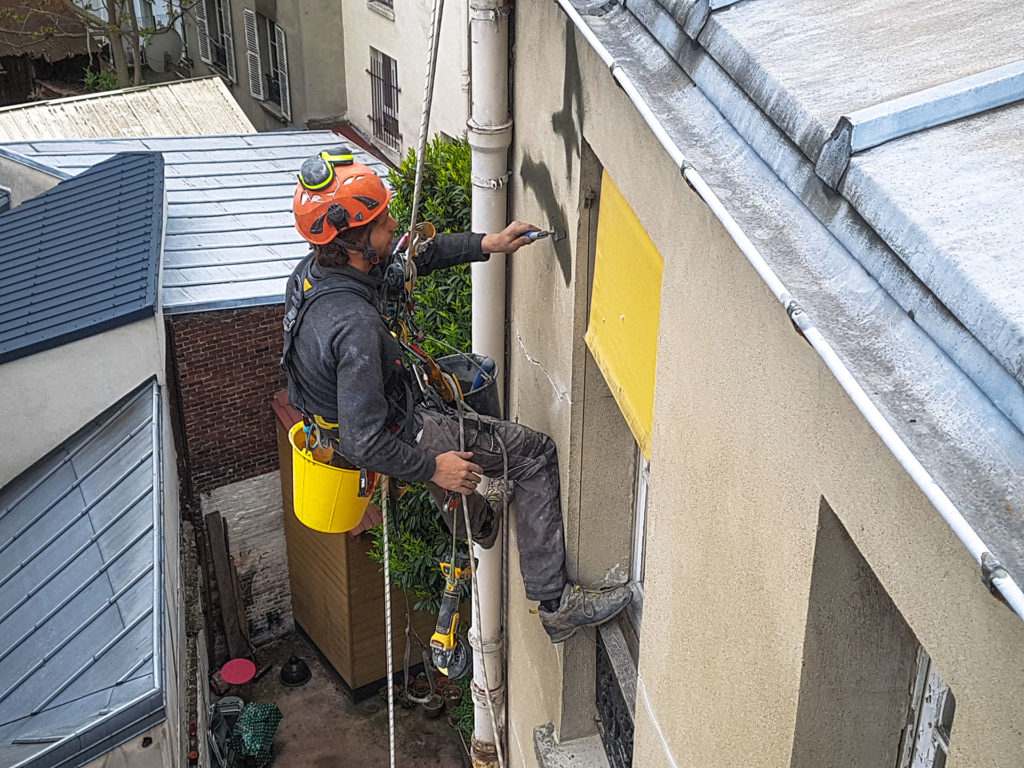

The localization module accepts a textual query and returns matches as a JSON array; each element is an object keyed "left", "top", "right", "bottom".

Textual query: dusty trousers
[{"left": 416, "top": 408, "right": 568, "bottom": 602}]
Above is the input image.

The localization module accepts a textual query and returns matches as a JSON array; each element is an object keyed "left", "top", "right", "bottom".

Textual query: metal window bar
[
  {"left": 367, "top": 50, "right": 401, "bottom": 150},
  {"left": 596, "top": 632, "right": 635, "bottom": 768},
  {"left": 373, "top": 0, "right": 395, "bottom": 7}
]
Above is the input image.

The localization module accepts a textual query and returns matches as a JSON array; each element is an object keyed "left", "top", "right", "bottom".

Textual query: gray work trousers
[{"left": 417, "top": 407, "right": 568, "bottom": 602}]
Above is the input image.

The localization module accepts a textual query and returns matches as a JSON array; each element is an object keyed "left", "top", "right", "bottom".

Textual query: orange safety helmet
[{"left": 293, "top": 146, "right": 392, "bottom": 245}]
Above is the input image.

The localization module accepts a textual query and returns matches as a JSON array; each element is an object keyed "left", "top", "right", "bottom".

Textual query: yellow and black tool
[{"left": 430, "top": 557, "right": 471, "bottom": 678}]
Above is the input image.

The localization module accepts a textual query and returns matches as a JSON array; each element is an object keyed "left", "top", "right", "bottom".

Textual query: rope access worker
[{"left": 282, "top": 147, "right": 631, "bottom": 643}]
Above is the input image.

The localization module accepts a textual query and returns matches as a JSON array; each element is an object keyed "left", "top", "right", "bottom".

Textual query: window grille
[
  {"left": 372, "top": 0, "right": 395, "bottom": 7},
  {"left": 596, "top": 634, "right": 634, "bottom": 768},
  {"left": 368, "top": 49, "right": 401, "bottom": 150}
]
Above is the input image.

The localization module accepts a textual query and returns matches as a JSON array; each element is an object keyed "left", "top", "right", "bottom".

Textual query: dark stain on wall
[
  {"left": 520, "top": 152, "right": 571, "bottom": 287},
  {"left": 550, "top": 17, "right": 584, "bottom": 176}
]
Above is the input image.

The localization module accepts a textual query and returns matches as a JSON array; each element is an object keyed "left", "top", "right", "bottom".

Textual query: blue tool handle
[
  {"left": 527, "top": 230, "right": 552, "bottom": 242},
  {"left": 471, "top": 357, "right": 495, "bottom": 391}
]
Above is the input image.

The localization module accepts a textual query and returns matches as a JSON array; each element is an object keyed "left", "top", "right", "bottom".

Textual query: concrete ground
[{"left": 233, "top": 632, "right": 469, "bottom": 767}]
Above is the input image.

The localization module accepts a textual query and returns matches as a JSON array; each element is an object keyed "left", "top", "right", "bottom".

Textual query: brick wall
[
  {"left": 201, "top": 472, "right": 294, "bottom": 650},
  {"left": 168, "top": 306, "right": 286, "bottom": 502}
]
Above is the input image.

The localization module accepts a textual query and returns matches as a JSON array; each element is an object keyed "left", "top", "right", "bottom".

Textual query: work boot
[{"left": 538, "top": 582, "right": 632, "bottom": 643}]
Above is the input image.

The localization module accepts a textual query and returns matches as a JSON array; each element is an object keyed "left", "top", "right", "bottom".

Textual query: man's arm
[{"left": 412, "top": 222, "right": 537, "bottom": 276}]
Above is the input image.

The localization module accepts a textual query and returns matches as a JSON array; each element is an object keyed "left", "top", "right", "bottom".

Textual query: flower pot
[
  {"left": 423, "top": 694, "right": 444, "bottom": 719},
  {"left": 412, "top": 679, "right": 432, "bottom": 699},
  {"left": 447, "top": 712, "right": 461, "bottom": 729},
  {"left": 443, "top": 687, "right": 463, "bottom": 712}
]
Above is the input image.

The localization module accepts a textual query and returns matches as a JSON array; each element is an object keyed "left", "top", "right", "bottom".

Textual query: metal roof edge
[
  {"left": 20, "top": 693, "right": 166, "bottom": 768},
  {"left": 0, "top": 306, "right": 158, "bottom": 367},
  {"left": 162, "top": 294, "right": 287, "bottom": 316},
  {"left": 816, "top": 60, "right": 1024, "bottom": 189},
  {"left": 146, "top": 154, "right": 166, "bottom": 313}
]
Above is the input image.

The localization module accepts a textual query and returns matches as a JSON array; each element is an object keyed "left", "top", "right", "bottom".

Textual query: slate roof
[
  {"left": 0, "top": 151, "right": 162, "bottom": 364},
  {"left": 0, "top": 381, "right": 164, "bottom": 768},
  {"left": 2, "top": 131, "right": 391, "bottom": 313},
  {"left": 0, "top": 77, "right": 256, "bottom": 141},
  {"left": 557, "top": 0, "right": 1024, "bottom": 591}
]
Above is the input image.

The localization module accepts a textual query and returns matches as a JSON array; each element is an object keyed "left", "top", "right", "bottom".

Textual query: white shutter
[
  {"left": 195, "top": 0, "right": 212, "bottom": 64},
  {"left": 242, "top": 9, "right": 264, "bottom": 99},
  {"left": 220, "top": 0, "right": 237, "bottom": 83},
  {"left": 274, "top": 24, "right": 291, "bottom": 121}
]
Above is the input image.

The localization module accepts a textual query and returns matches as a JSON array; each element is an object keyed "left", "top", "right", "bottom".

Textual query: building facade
[
  {"left": 182, "top": 0, "right": 469, "bottom": 157},
  {"left": 502, "top": 1, "right": 1024, "bottom": 767}
]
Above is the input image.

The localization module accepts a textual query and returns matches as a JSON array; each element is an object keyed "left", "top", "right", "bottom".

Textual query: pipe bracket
[
  {"left": 471, "top": 4, "right": 511, "bottom": 21},
  {"left": 472, "top": 173, "right": 511, "bottom": 190},
  {"left": 981, "top": 552, "right": 1009, "bottom": 596},
  {"left": 785, "top": 299, "right": 809, "bottom": 341},
  {"left": 471, "top": 679, "right": 506, "bottom": 707},
  {"left": 468, "top": 628, "right": 505, "bottom": 654}
]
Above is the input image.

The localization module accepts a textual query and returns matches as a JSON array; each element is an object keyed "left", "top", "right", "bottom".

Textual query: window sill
[
  {"left": 534, "top": 724, "right": 611, "bottom": 768},
  {"left": 367, "top": 0, "right": 395, "bottom": 20},
  {"left": 259, "top": 100, "right": 289, "bottom": 124}
]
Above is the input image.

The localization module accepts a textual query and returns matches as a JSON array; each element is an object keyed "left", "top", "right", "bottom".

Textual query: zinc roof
[
  {"left": 0, "top": 77, "right": 255, "bottom": 142},
  {"left": 0, "top": 381, "right": 164, "bottom": 768},
  {"left": 693, "top": 0, "right": 1024, "bottom": 399},
  {"left": 3, "top": 131, "right": 391, "bottom": 313},
  {"left": 0, "top": 152, "right": 162, "bottom": 364}
]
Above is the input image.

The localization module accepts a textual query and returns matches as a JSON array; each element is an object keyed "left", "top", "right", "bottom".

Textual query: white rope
[
  {"left": 382, "top": 478, "right": 397, "bottom": 768},
  {"left": 408, "top": 0, "right": 446, "bottom": 236}
]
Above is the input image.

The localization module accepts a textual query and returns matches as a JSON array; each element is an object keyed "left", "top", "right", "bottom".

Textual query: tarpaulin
[{"left": 584, "top": 170, "right": 663, "bottom": 459}]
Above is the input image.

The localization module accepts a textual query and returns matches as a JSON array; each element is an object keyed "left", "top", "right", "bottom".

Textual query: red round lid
[{"left": 221, "top": 658, "right": 256, "bottom": 685}]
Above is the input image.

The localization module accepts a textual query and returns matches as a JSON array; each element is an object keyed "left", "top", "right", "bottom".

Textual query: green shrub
[
  {"left": 83, "top": 67, "right": 118, "bottom": 92},
  {"left": 367, "top": 136, "right": 474, "bottom": 613}
]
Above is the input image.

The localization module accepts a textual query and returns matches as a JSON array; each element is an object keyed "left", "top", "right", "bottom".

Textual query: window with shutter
[
  {"left": 218, "top": 0, "right": 237, "bottom": 83},
  {"left": 242, "top": 8, "right": 264, "bottom": 99},
  {"left": 195, "top": 0, "right": 212, "bottom": 64},
  {"left": 274, "top": 25, "right": 291, "bottom": 122}
]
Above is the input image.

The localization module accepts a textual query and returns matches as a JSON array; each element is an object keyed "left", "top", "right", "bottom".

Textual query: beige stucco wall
[
  {"left": 82, "top": 721, "right": 175, "bottom": 768},
  {"left": 506, "top": 2, "right": 1024, "bottom": 766},
  {"left": 0, "top": 155, "right": 62, "bottom": 206},
  {"left": 0, "top": 316, "right": 166, "bottom": 487},
  {"left": 342, "top": 0, "right": 469, "bottom": 162}
]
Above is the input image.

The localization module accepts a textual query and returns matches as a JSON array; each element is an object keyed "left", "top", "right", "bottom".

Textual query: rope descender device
[{"left": 429, "top": 555, "right": 472, "bottom": 679}]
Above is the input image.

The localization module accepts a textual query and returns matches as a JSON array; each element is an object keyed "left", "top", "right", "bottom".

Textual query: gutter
[{"left": 555, "top": 0, "right": 1024, "bottom": 623}]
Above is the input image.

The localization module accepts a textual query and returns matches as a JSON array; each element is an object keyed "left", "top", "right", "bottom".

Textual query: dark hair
[{"left": 313, "top": 224, "right": 371, "bottom": 268}]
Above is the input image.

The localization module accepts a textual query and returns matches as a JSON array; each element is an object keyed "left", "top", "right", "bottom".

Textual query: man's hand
[
  {"left": 431, "top": 451, "right": 483, "bottom": 493},
  {"left": 482, "top": 221, "right": 540, "bottom": 254}
]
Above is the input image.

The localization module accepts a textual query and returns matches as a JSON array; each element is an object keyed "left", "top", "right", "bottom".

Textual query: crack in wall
[{"left": 516, "top": 330, "right": 572, "bottom": 405}]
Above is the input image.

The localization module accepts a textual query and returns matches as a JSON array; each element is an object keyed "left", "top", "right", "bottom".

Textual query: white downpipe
[
  {"left": 468, "top": 0, "right": 511, "bottom": 764},
  {"left": 557, "top": 0, "right": 1024, "bottom": 623}
]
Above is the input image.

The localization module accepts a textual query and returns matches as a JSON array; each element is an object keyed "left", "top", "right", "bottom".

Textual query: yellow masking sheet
[{"left": 584, "top": 170, "right": 663, "bottom": 460}]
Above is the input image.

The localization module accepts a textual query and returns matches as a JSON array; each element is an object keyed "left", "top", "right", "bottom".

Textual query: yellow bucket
[{"left": 288, "top": 422, "right": 376, "bottom": 533}]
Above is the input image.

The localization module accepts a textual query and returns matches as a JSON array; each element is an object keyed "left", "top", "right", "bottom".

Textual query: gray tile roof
[
  {"left": 0, "top": 381, "right": 164, "bottom": 768},
  {"left": 0, "top": 152, "right": 162, "bottom": 364},
  {"left": 2, "top": 131, "right": 391, "bottom": 313}
]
